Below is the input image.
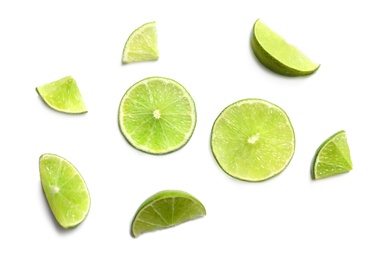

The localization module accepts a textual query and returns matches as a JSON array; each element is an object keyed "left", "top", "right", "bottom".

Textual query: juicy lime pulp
[
  {"left": 36, "top": 76, "right": 87, "bottom": 114},
  {"left": 122, "top": 21, "right": 159, "bottom": 63},
  {"left": 312, "top": 130, "right": 353, "bottom": 180},
  {"left": 251, "top": 19, "right": 319, "bottom": 76},
  {"left": 131, "top": 190, "right": 206, "bottom": 238},
  {"left": 39, "top": 153, "right": 90, "bottom": 228},
  {"left": 211, "top": 99, "right": 295, "bottom": 182},
  {"left": 118, "top": 76, "right": 196, "bottom": 154}
]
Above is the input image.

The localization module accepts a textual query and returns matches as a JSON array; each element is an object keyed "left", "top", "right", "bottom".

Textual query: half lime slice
[
  {"left": 131, "top": 190, "right": 206, "bottom": 238},
  {"left": 39, "top": 153, "right": 90, "bottom": 228},
  {"left": 251, "top": 19, "right": 319, "bottom": 76},
  {"left": 312, "top": 130, "right": 353, "bottom": 180},
  {"left": 118, "top": 76, "right": 196, "bottom": 154},
  {"left": 211, "top": 98, "right": 295, "bottom": 182},
  {"left": 36, "top": 76, "right": 87, "bottom": 114},
  {"left": 122, "top": 21, "right": 159, "bottom": 63}
]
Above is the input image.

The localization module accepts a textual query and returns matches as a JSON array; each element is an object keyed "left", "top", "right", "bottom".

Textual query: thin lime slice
[
  {"left": 131, "top": 190, "right": 206, "bottom": 238},
  {"left": 39, "top": 153, "right": 90, "bottom": 228},
  {"left": 211, "top": 98, "right": 295, "bottom": 182},
  {"left": 312, "top": 130, "right": 353, "bottom": 180},
  {"left": 251, "top": 19, "right": 319, "bottom": 76},
  {"left": 118, "top": 76, "right": 196, "bottom": 154},
  {"left": 122, "top": 21, "right": 159, "bottom": 63},
  {"left": 36, "top": 76, "right": 87, "bottom": 114}
]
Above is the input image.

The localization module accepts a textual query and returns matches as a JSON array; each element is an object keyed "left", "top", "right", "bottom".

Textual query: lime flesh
[
  {"left": 118, "top": 76, "right": 196, "bottom": 154},
  {"left": 36, "top": 76, "right": 87, "bottom": 114},
  {"left": 39, "top": 153, "right": 90, "bottom": 228},
  {"left": 211, "top": 99, "right": 295, "bottom": 182},
  {"left": 251, "top": 19, "right": 319, "bottom": 76},
  {"left": 312, "top": 130, "right": 353, "bottom": 180},
  {"left": 122, "top": 21, "right": 159, "bottom": 63},
  {"left": 131, "top": 190, "right": 206, "bottom": 238}
]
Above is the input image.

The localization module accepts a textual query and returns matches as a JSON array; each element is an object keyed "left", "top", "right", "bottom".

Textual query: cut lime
[
  {"left": 122, "top": 21, "right": 159, "bottom": 63},
  {"left": 211, "top": 98, "right": 295, "bottom": 182},
  {"left": 39, "top": 153, "right": 90, "bottom": 228},
  {"left": 118, "top": 76, "right": 196, "bottom": 154},
  {"left": 131, "top": 190, "right": 206, "bottom": 238},
  {"left": 36, "top": 76, "right": 87, "bottom": 114},
  {"left": 251, "top": 19, "right": 319, "bottom": 76},
  {"left": 312, "top": 130, "right": 353, "bottom": 180}
]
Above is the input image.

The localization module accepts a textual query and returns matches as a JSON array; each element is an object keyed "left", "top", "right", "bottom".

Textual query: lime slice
[
  {"left": 39, "top": 153, "right": 90, "bottom": 228},
  {"left": 122, "top": 21, "right": 159, "bottom": 63},
  {"left": 36, "top": 76, "right": 87, "bottom": 114},
  {"left": 131, "top": 190, "right": 206, "bottom": 238},
  {"left": 118, "top": 76, "right": 196, "bottom": 154},
  {"left": 211, "top": 98, "right": 295, "bottom": 182},
  {"left": 251, "top": 19, "right": 319, "bottom": 76},
  {"left": 312, "top": 130, "right": 353, "bottom": 180}
]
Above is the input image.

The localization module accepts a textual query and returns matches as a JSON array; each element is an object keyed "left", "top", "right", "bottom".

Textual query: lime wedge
[
  {"left": 251, "top": 19, "right": 319, "bottom": 76},
  {"left": 39, "top": 153, "right": 90, "bottom": 228},
  {"left": 211, "top": 98, "right": 295, "bottom": 182},
  {"left": 118, "top": 76, "right": 196, "bottom": 154},
  {"left": 36, "top": 76, "right": 87, "bottom": 114},
  {"left": 312, "top": 130, "right": 353, "bottom": 180},
  {"left": 122, "top": 21, "right": 159, "bottom": 63},
  {"left": 131, "top": 190, "right": 206, "bottom": 238}
]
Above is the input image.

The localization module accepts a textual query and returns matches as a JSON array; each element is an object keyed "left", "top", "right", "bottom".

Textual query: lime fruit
[
  {"left": 39, "top": 153, "right": 90, "bottom": 229},
  {"left": 251, "top": 19, "right": 319, "bottom": 76},
  {"left": 36, "top": 76, "right": 87, "bottom": 114},
  {"left": 131, "top": 190, "right": 206, "bottom": 238},
  {"left": 118, "top": 76, "right": 196, "bottom": 154},
  {"left": 122, "top": 21, "right": 159, "bottom": 63},
  {"left": 211, "top": 98, "right": 295, "bottom": 182},
  {"left": 312, "top": 130, "right": 353, "bottom": 180}
]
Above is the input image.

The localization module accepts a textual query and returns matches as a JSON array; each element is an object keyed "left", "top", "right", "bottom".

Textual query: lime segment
[
  {"left": 39, "top": 153, "right": 90, "bottom": 228},
  {"left": 251, "top": 19, "right": 319, "bottom": 76},
  {"left": 211, "top": 99, "right": 295, "bottom": 182},
  {"left": 131, "top": 190, "right": 206, "bottom": 238},
  {"left": 312, "top": 130, "right": 353, "bottom": 180},
  {"left": 118, "top": 76, "right": 196, "bottom": 154}
]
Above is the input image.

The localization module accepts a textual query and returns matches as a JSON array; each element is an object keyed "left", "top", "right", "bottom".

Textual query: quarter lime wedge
[
  {"left": 131, "top": 190, "right": 206, "bottom": 238},
  {"left": 118, "top": 76, "right": 196, "bottom": 154},
  {"left": 251, "top": 19, "right": 319, "bottom": 76},
  {"left": 36, "top": 76, "right": 87, "bottom": 114},
  {"left": 39, "top": 153, "right": 90, "bottom": 228},
  {"left": 122, "top": 21, "right": 159, "bottom": 63},
  {"left": 312, "top": 130, "right": 353, "bottom": 180},
  {"left": 211, "top": 98, "right": 295, "bottom": 182}
]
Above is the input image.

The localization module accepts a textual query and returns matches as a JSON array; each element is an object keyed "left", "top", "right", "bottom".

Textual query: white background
[{"left": 1, "top": 0, "right": 386, "bottom": 259}]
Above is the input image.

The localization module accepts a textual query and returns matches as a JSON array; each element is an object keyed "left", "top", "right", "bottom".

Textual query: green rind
[
  {"left": 39, "top": 153, "right": 90, "bottom": 229},
  {"left": 312, "top": 130, "right": 353, "bottom": 180},
  {"left": 131, "top": 190, "right": 206, "bottom": 238},
  {"left": 118, "top": 76, "right": 197, "bottom": 155},
  {"left": 210, "top": 98, "right": 295, "bottom": 182}
]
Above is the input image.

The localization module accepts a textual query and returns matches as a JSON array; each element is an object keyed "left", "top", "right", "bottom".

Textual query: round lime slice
[
  {"left": 122, "top": 21, "right": 159, "bottom": 63},
  {"left": 131, "top": 190, "right": 206, "bottom": 238},
  {"left": 39, "top": 153, "right": 90, "bottom": 228},
  {"left": 36, "top": 76, "right": 87, "bottom": 114},
  {"left": 312, "top": 130, "right": 353, "bottom": 180},
  {"left": 211, "top": 98, "right": 295, "bottom": 182},
  {"left": 118, "top": 76, "right": 196, "bottom": 154},
  {"left": 251, "top": 19, "right": 319, "bottom": 76}
]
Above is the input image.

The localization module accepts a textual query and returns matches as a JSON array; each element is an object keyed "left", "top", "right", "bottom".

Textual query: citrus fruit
[
  {"left": 36, "top": 76, "right": 87, "bottom": 114},
  {"left": 211, "top": 98, "right": 295, "bottom": 182},
  {"left": 131, "top": 190, "right": 206, "bottom": 238},
  {"left": 39, "top": 153, "right": 90, "bottom": 228},
  {"left": 122, "top": 21, "right": 159, "bottom": 63},
  {"left": 251, "top": 19, "right": 320, "bottom": 76},
  {"left": 312, "top": 130, "right": 353, "bottom": 180},
  {"left": 118, "top": 76, "right": 196, "bottom": 154}
]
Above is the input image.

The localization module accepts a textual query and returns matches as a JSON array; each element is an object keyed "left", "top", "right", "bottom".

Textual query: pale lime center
[
  {"left": 248, "top": 133, "right": 260, "bottom": 144},
  {"left": 153, "top": 109, "right": 161, "bottom": 119}
]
